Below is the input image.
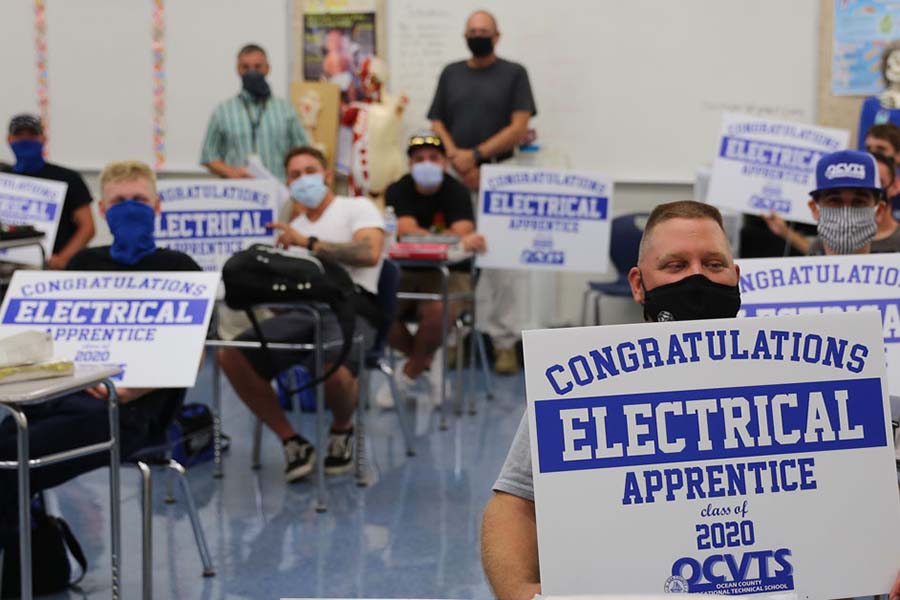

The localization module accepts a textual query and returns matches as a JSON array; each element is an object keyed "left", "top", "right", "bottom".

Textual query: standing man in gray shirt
[{"left": 428, "top": 10, "right": 537, "bottom": 374}]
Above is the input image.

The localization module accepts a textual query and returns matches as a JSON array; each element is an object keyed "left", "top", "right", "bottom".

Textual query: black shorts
[{"left": 236, "top": 311, "right": 375, "bottom": 381}]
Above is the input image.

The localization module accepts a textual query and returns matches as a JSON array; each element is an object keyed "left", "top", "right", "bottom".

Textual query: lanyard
[{"left": 240, "top": 97, "right": 268, "bottom": 153}]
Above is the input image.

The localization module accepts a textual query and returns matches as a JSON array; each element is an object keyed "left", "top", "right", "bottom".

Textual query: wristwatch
[
  {"left": 473, "top": 147, "right": 484, "bottom": 166},
  {"left": 307, "top": 236, "right": 318, "bottom": 251}
]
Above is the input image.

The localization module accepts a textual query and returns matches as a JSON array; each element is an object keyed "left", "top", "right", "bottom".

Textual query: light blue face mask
[
  {"left": 410, "top": 161, "right": 444, "bottom": 189},
  {"left": 290, "top": 173, "right": 328, "bottom": 209}
]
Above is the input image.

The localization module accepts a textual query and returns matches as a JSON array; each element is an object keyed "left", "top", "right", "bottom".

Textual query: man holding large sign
[
  {"left": 482, "top": 200, "right": 900, "bottom": 598},
  {"left": 0, "top": 160, "right": 215, "bottom": 532}
]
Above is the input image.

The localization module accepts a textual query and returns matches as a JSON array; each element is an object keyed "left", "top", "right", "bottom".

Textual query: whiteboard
[
  {"left": 387, "top": 0, "right": 820, "bottom": 183},
  {"left": 0, "top": 0, "right": 41, "bottom": 166},
  {"left": 0, "top": 0, "right": 289, "bottom": 174}
]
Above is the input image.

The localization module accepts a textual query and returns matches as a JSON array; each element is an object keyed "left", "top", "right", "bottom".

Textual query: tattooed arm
[
  {"left": 269, "top": 223, "right": 384, "bottom": 267},
  {"left": 313, "top": 227, "right": 384, "bottom": 267}
]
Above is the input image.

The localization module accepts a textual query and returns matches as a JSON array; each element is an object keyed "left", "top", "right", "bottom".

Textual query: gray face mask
[{"left": 817, "top": 205, "right": 877, "bottom": 254}]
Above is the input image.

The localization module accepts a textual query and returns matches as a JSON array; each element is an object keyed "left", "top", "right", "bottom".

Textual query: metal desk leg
[
  {"left": 105, "top": 379, "right": 122, "bottom": 600},
  {"left": 211, "top": 353, "right": 224, "bottom": 478},
  {"left": 135, "top": 461, "right": 152, "bottom": 600},
  {"left": 454, "top": 317, "right": 464, "bottom": 417},
  {"left": 313, "top": 311, "right": 327, "bottom": 513},
  {"left": 8, "top": 408, "right": 32, "bottom": 600},
  {"left": 355, "top": 337, "right": 368, "bottom": 487},
  {"left": 438, "top": 266, "right": 450, "bottom": 431}
]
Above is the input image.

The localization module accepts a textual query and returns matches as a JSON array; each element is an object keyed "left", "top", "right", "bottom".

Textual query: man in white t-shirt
[{"left": 218, "top": 146, "right": 385, "bottom": 483}]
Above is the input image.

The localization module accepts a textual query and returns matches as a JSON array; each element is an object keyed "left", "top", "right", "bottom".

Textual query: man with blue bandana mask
[
  {"left": 376, "top": 131, "right": 486, "bottom": 409},
  {"left": 219, "top": 146, "right": 385, "bottom": 483},
  {"left": 0, "top": 160, "right": 201, "bottom": 536},
  {"left": 2, "top": 114, "right": 95, "bottom": 269}
]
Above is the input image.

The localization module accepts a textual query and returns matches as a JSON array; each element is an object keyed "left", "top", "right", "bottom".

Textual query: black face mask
[
  {"left": 642, "top": 273, "right": 741, "bottom": 323},
  {"left": 467, "top": 36, "right": 494, "bottom": 58},
  {"left": 241, "top": 70, "right": 271, "bottom": 100}
]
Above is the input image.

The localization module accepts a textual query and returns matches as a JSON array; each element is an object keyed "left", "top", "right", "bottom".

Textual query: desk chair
[
  {"left": 580, "top": 212, "right": 648, "bottom": 326},
  {"left": 206, "top": 306, "right": 365, "bottom": 511},
  {"left": 364, "top": 258, "right": 416, "bottom": 456},
  {"left": 126, "top": 390, "right": 215, "bottom": 600},
  {"left": 255, "top": 260, "right": 417, "bottom": 466}
]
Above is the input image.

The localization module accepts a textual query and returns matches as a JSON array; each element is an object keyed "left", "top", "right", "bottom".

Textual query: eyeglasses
[{"left": 408, "top": 136, "right": 442, "bottom": 148}]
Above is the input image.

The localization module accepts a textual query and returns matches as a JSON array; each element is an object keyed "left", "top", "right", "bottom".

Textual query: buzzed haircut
[
  {"left": 99, "top": 160, "right": 156, "bottom": 197},
  {"left": 284, "top": 146, "right": 327, "bottom": 170},
  {"left": 467, "top": 10, "right": 498, "bottom": 32},
  {"left": 867, "top": 123, "right": 900, "bottom": 155},
  {"left": 238, "top": 43, "right": 267, "bottom": 59},
  {"left": 639, "top": 200, "right": 726, "bottom": 260}
]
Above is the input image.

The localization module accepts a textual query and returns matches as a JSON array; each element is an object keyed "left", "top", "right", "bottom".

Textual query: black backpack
[
  {"left": 222, "top": 244, "right": 360, "bottom": 392},
  {"left": 1, "top": 499, "right": 86, "bottom": 598}
]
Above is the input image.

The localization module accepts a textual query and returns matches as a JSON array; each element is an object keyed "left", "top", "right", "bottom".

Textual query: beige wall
[{"left": 816, "top": 0, "right": 865, "bottom": 141}]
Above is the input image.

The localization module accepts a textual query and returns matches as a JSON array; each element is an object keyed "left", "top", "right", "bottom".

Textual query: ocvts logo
[
  {"left": 750, "top": 195, "right": 791, "bottom": 214},
  {"left": 669, "top": 548, "right": 794, "bottom": 594},
  {"left": 521, "top": 249, "right": 565, "bottom": 264}
]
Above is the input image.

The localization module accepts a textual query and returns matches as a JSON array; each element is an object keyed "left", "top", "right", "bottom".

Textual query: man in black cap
[
  {"left": 377, "top": 131, "right": 486, "bottom": 408},
  {"left": 3, "top": 114, "right": 95, "bottom": 269}
]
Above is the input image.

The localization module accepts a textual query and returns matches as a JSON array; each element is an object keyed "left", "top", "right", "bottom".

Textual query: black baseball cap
[
  {"left": 407, "top": 131, "right": 444, "bottom": 155},
  {"left": 8, "top": 114, "right": 43, "bottom": 136}
]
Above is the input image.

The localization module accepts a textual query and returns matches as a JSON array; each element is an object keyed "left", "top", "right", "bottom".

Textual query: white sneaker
[{"left": 375, "top": 360, "right": 416, "bottom": 409}]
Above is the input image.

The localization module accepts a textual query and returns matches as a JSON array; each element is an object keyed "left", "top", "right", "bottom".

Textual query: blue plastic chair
[{"left": 581, "top": 212, "right": 648, "bottom": 325}]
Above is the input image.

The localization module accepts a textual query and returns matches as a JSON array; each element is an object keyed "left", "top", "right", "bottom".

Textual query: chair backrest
[
  {"left": 609, "top": 212, "right": 649, "bottom": 276},
  {"left": 367, "top": 258, "right": 401, "bottom": 362}
]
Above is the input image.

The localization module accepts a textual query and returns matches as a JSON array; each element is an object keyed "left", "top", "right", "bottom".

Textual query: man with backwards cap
[
  {"left": 376, "top": 131, "right": 486, "bottom": 408},
  {"left": 3, "top": 114, "right": 95, "bottom": 269},
  {"left": 764, "top": 149, "right": 895, "bottom": 255},
  {"left": 805, "top": 149, "right": 887, "bottom": 256}
]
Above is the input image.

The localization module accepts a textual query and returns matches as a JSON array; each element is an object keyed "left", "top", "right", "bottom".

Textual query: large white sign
[
  {"left": 706, "top": 113, "right": 849, "bottom": 225},
  {"left": 0, "top": 270, "right": 219, "bottom": 387},
  {"left": 155, "top": 179, "right": 278, "bottom": 272},
  {"left": 738, "top": 254, "right": 900, "bottom": 396},
  {"left": 0, "top": 172, "right": 66, "bottom": 265},
  {"left": 523, "top": 312, "right": 900, "bottom": 598},
  {"left": 476, "top": 165, "right": 612, "bottom": 273}
]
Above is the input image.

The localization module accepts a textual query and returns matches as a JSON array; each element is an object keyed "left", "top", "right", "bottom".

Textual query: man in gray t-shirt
[
  {"left": 428, "top": 10, "right": 538, "bottom": 376},
  {"left": 482, "top": 201, "right": 744, "bottom": 600}
]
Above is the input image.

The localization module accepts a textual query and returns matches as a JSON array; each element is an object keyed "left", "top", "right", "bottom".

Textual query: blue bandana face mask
[
  {"left": 106, "top": 200, "right": 157, "bottom": 265},
  {"left": 10, "top": 139, "right": 46, "bottom": 175},
  {"left": 290, "top": 173, "right": 328, "bottom": 209}
]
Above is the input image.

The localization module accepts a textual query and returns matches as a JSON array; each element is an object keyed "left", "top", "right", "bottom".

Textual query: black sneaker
[
  {"left": 324, "top": 428, "right": 354, "bottom": 475},
  {"left": 283, "top": 435, "right": 316, "bottom": 483}
]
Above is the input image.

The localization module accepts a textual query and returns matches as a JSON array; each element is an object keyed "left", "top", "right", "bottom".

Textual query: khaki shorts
[{"left": 395, "top": 269, "right": 472, "bottom": 321}]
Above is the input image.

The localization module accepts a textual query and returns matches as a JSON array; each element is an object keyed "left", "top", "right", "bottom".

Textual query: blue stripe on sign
[
  {"left": 742, "top": 300, "right": 900, "bottom": 341},
  {"left": 0, "top": 195, "right": 58, "bottom": 221},
  {"left": 533, "top": 377, "right": 886, "bottom": 474},
  {"left": 482, "top": 191, "right": 608, "bottom": 221},
  {"left": 3, "top": 298, "right": 210, "bottom": 326},
  {"left": 156, "top": 209, "right": 273, "bottom": 240},
  {"left": 718, "top": 136, "right": 823, "bottom": 172}
]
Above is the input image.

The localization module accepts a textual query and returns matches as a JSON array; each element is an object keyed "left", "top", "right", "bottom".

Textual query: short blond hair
[{"left": 99, "top": 160, "right": 156, "bottom": 198}]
